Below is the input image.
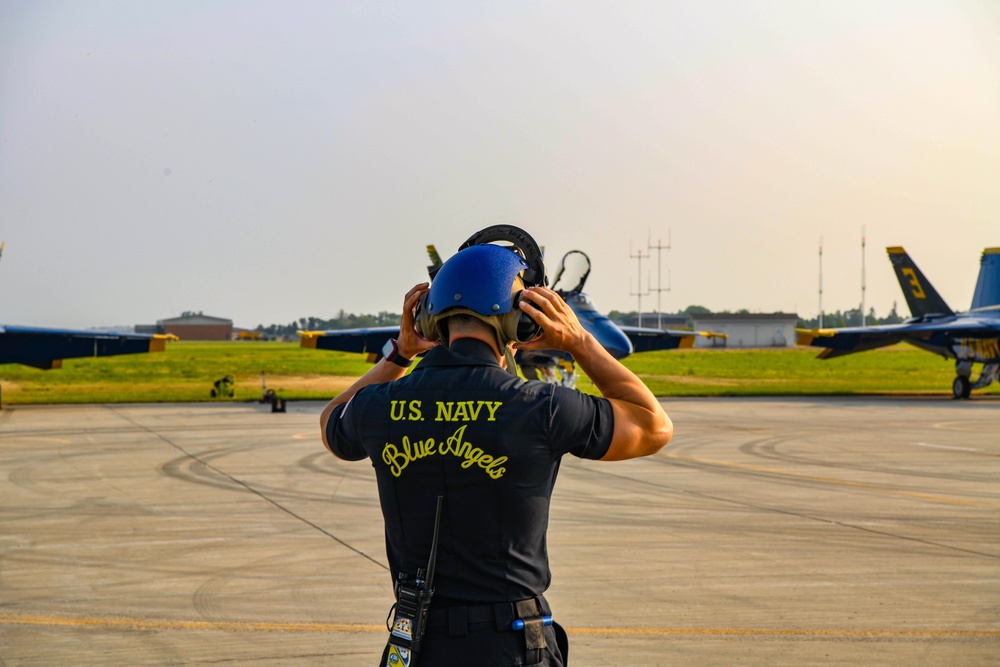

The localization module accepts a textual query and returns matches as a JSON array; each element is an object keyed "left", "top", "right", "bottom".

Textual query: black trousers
[
  {"left": 379, "top": 621, "right": 567, "bottom": 666},
  {"left": 379, "top": 598, "right": 568, "bottom": 667}
]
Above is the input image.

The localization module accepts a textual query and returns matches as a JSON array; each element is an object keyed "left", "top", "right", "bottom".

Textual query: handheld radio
[{"left": 384, "top": 495, "right": 443, "bottom": 667}]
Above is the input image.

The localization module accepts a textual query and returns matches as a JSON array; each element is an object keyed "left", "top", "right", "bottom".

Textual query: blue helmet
[
  {"left": 424, "top": 244, "right": 529, "bottom": 317},
  {"left": 416, "top": 226, "right": 546, "bottom": 346}
]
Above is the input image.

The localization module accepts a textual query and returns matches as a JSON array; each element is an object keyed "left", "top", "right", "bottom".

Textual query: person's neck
[{"left": 449, "top": 332, "right": 504, "bottom": 365}]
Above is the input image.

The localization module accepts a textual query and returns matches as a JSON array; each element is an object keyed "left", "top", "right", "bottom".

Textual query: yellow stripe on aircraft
[
  {"left": 297, "top": 330, "right": 322, "bottom": 349},
  {"left": 149, "top": 334, "right": 178, "bottom": 353},
  {"left": 795, "top": 328, "right": 839, "bottom": 346}
]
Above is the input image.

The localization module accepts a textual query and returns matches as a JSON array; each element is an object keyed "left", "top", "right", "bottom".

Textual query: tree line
[
  {"left": 256, "top": 302, "right": 905, "bottom": 338},
  {"left": 255, "top": 311, "right": 402, "bottom": 338},
  {"left": 795, "top": 303, "right": 904, "bottom": 329},
  {"left": 608, "top": 303, "right": 904, "bottom": 329}
]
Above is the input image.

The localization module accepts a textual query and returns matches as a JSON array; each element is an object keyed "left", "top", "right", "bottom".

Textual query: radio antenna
[
  {"left": 424, "top": 495, "right": 443, "bottom": 589},
  {"left": 861, "top": 227, "right": 867, "bottom": 326},
  {"left": 629, "top": 241, "right": 649, "bottom": 327},
  {"left": 818, "top": 237, "right": 824, "bottom": 328},
  {"left": 648, "top": 229, "right": 671, "bottom": 329}
]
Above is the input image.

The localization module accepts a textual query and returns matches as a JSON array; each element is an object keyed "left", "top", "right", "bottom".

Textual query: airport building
[
  {"left": 690, "top": 312, "right": 799, "bottom": 348},
  {"left": 136, "top": 312, "right": 234, "bottom": 341},
  {"left": 617, "top": 313, "right": 690, "bottom": 329}
]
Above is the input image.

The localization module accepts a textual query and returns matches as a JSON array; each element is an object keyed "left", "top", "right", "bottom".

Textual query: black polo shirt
[{"left": 326, "top": 338, "right": 614, "bottom": 603}]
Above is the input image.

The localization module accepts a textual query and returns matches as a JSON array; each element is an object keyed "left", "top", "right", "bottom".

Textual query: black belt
[{"left": 426, "top": 597, "right": 548, "bottom": 637}]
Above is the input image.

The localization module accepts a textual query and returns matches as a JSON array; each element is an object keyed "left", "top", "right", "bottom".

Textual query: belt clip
[{"left": 514, "top": 599, "right": 548, "bottom": 651}]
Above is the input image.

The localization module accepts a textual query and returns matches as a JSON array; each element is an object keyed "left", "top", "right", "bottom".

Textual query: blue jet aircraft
[
  {"left": 0, "top": 242, "right": 173, "bottom": 370},
  {"left": 797, "top": 246, "right": 1000, "bottom": 399},
  {"left": 300, "top": 234, "right": 721, "bottom": 387}
]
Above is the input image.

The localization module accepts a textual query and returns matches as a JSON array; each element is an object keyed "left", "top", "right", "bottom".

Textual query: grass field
[{"left": 0, "top": 340, "right": 996, "bottom": 405}]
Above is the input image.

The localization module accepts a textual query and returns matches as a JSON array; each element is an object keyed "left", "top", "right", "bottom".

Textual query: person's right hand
[{"left": 513, "top": 286, "right": 590, "bottom": 356}]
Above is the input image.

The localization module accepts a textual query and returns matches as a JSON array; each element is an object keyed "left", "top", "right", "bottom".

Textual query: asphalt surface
[{"left": 1, "top": 396, "right": 998, "bottom": 666}]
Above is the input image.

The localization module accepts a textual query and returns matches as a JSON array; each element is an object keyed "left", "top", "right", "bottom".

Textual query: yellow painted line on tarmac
[
  {"left": 0, "top": 613, "right": 381, "bottom": 633},
  {"left": 2, "top": 613, "right": 998, "bottom": 639},
  {"left": 662, "top": 453, "right": 997, "bottom": 508},
  {"left": 569, "top": 626, "right": 1000, "bottom": 638},
  {"left": 7, "top": 436, "right": 74, "bottom": 445}
]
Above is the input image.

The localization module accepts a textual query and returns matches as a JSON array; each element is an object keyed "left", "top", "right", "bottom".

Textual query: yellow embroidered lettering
[
  {"left": 444, "top": 424, "right": 467, "bottom": 453},
  {"left": 460, "top": 447, "right": 485, "bottom": 468},
  {"left": 485, "top": 401, "right": 502, "bottom": 421},
  {"left": 408, "top": 400, "right": 423, "bottom": 421},
  {"left": 383, "top": 424, "right": 506, "bottom": 480},
  {"left": 435, "top": 401, "right": 454, "bottom": 421},
  {"left": 485, "top": 456, "right": 507, "bottom": 479},
  {"left": 390, "top": 401, "right": 406, "bottom": 421},
  {"left": 466, "top": 401, "right": 484, "bottom": 420},
  {"left": 452, "top": 401, "right": 470, "bottom": 421},
  {"left": 382, "top": 443, "right": 409, "bottom": 477}
]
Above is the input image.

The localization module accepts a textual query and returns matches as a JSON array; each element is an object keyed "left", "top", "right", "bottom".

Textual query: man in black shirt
[{"left": 321, "top": 234, "right": 672, "bottom": 666}]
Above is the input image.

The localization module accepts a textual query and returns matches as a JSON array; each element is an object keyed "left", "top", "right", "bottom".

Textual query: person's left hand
[{"left": 398, "top": 282, "right": 439, "bottom": 359}]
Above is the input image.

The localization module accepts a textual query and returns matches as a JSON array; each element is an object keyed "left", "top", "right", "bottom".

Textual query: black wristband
[{"left": 382, "top": 338, "right": 413, "bottom": 367}]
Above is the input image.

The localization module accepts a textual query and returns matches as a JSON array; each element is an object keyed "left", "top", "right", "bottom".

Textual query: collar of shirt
[{"left": 416, "top": 337, "right": 501, "bottom": 370}]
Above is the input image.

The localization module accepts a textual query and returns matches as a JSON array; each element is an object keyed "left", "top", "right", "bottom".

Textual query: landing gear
[
  {"left": 516, "top": 353, "right": 579, "bottom": 388},
  {"left": 952, "top": 375, "right": 971, "bottom": 400},
  {"left": 951, "top": 361, "right": 999, "bottom": 399}
]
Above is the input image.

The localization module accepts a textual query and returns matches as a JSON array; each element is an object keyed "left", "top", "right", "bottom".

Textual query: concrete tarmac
[{"left": 1, "top": 397, "right": 998, "bottom": 666}]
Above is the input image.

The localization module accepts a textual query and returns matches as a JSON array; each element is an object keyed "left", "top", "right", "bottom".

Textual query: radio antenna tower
[
  {"left": 818, "top": 237, "right": 824, "bottom": 328},
  {"left": 861, "top": 226, "right": 867, "bottom": 326},
  {"left": 648, "top": 229, "right": 671, "bottom": 329},
  {"left": 629, "top": 241, "right": 649, "bottom": 327}
]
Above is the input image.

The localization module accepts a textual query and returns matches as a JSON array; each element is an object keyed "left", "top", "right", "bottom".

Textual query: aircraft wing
[
  {"left": 620, "top": 326, "right": 725, "bottom": 353},
  {"left": 299, "top": 326, "right": 400, "bottom": 360},
  {"left": 299, "top": 323, "right": 727, "bottom": 359},
  {"left": 0, "top": 325, "right": 174, "bottom": 369},
  {"left": 797, "top": 315, "right": 1000, "bottom": 360},
  {"left": 796, "top": 325, "right": 906, "bottom": 359}
]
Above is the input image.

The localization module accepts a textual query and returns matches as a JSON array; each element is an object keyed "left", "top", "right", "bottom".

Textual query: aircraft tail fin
[
  {"left": 886, "top": 247, "right": 954, "bottom": 317},
  {"left": 970, "top": 247, "right": 1000, "bottom": 310},
  {"left": 426, "top": 244, "right": 444, "bottom": 280}
]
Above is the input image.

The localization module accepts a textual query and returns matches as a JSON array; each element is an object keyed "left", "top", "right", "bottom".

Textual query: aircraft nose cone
[
  {"left": 566, "top": 293, "right": 635, "bottom": 360},
  {"left": 595, "top": 324, "right": 633, "bottom": 360}
]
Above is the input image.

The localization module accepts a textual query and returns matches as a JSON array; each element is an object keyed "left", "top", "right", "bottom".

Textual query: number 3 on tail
[{"left": 902, "top": 268, "right": 926, "bottom": 299}]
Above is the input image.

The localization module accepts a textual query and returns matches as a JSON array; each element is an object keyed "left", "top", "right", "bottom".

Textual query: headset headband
[{"left": 458, "top": 224, "right": 547, "bottom": 289}]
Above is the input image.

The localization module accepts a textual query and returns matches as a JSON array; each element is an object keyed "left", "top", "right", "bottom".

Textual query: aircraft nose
[{"left": 595, "top": 324, "right": 633, "bottom": 359}]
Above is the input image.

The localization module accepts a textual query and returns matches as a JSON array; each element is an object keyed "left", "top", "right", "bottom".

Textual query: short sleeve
[
  {"left": 546, "top": 386, "right": 614, "bottom": 460},
  {"left": 325, "top": 401, "right": 368, "bottom": 461}
]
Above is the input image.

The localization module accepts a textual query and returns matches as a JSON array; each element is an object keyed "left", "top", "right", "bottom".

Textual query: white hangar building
[{"left": 690, "top": 313, "right": 799, "bottom": 348}]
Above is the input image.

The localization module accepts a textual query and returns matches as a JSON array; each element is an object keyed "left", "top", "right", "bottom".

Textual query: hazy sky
[{"left": 1, "top": 1, "right": 997, "bottom": 330}]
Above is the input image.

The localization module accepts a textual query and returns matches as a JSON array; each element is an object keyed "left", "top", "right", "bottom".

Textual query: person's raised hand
[
  {"left": 514, "top": 286, "right": 590, "bottom": 356},
  {"left": 398, "top": 282, "right": 439, "bottom": 359}
]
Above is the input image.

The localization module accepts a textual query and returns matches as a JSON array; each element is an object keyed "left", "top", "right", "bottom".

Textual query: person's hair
[{"left": 440, "top": 313, "right": 494, "bottom": 344}]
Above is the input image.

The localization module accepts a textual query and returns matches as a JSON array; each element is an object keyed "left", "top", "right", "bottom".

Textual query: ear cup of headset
[
  {"left": 510, "top": 291, "right": 542, "bottom": 343},
  {"left": 517, "top": 311, "right": 541, "bottom": 342},
  {"left": 414, "top": 293, "right": 441, "bottom": 341}
]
